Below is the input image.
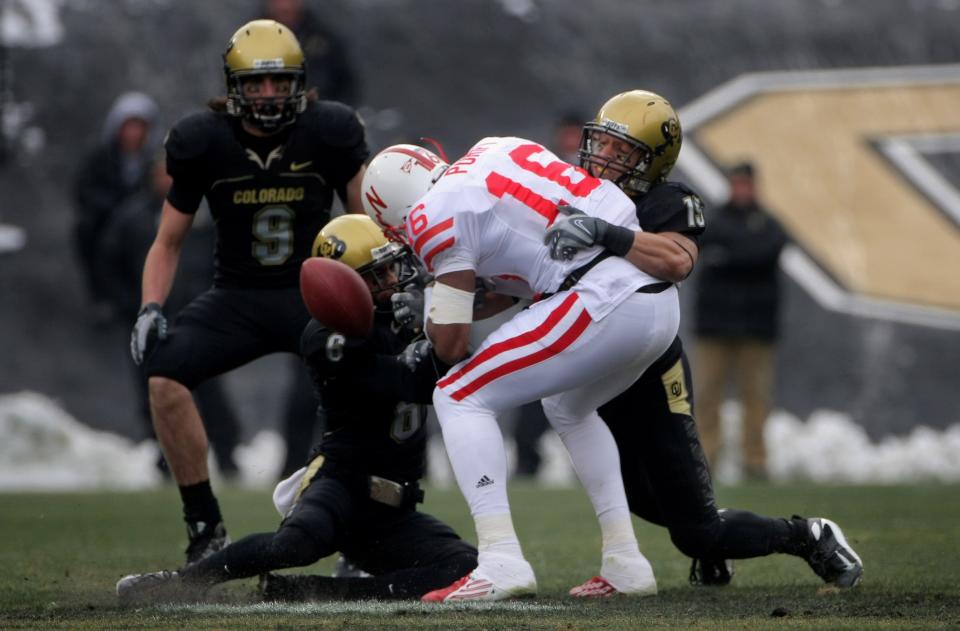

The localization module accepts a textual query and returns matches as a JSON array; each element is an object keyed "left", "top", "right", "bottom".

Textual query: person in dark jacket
[
  {"left": 693, "top": 161, "right": 787, "bottom": 480},
  {"left": 73, "top": 92, "right": 160, "bottom": 321}
]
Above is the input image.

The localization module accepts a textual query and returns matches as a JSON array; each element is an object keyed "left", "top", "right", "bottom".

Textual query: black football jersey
[
  {"left": 164, "top": 101, "right": 369, "bottom": 288},
  {"left": 635, "top": 181, "right": 706, "bottom": 246},
  {"left": 300, "top": 312, "right": 444, "bottom": 484}
]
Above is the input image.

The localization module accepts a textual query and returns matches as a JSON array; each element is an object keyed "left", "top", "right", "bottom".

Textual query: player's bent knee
[
  {"left": 148, "top": 376, "right": 192, "bottom": 408},
  {"left": 668, "top": 524, "right": 722, "bottom": 559},
  {"left": 270, "top": 525, "right": 323, "bottom": 568}
]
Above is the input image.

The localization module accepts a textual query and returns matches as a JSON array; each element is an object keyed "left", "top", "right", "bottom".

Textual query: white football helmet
[{"left": 361, "top": 144, "right": 448, "bottom": 240}]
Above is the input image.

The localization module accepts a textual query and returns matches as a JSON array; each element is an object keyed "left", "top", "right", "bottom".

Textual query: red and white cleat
[
  {"left": 569, "top": 575, "right": 618, "bottom": 598},
  {"left": 422, "top": 553, "right": 537, "bottom": 603},
  {"left": 569, "top": 553, "right": 658, "bottom": 598}
]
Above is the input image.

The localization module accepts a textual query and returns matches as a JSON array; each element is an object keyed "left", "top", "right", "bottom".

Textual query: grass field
[{"left": 1, "top": 482, "right": 958, "bottom": 629}]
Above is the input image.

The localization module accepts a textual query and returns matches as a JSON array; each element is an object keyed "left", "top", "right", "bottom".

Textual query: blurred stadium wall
[{"left": 1, "top": 0, "right": 957, "bottom": 449}]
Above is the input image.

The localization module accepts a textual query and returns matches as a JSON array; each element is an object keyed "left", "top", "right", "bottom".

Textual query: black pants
[
  {"left": 599, "top": 336, "right": 796, "bottom": 560},
  {"left": 182, "top": 474, "right": 477, "bottom": 599},
  {"left": 144, "top": 286, "right": 318, "bottom": 472}
]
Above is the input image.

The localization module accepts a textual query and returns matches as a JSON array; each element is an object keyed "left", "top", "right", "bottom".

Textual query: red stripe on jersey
[
  {"left": 486, "top": 171, "right": 559, "bottom": 223},
  {"left": 494, "top": 274, "right": 525, "bottom": 281},
  {"left": 437, "top": 292, "right": 580, "bottom": 390},
  {"left": 385, "top": 146, "right": 438, "bottom": 171},
  {"left": 509, "top": 143, "right": 602, "bottom": 198},
  {"left": 448, "top": 305, "right": 592, "bottom": 401},
  {"left": 412, "top": 217, "right": 454, "bottom": 257},
  {"left": 423, "top": 237, "right": 455, "bottom": 271}
]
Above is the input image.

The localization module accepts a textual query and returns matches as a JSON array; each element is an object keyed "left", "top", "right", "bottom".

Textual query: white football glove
[{"left": 130, "top": 303, "right": 167, "bottom": 365}]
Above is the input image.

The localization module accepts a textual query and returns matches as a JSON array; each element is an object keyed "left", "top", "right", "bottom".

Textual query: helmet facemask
[
  {"left": 226, "top": 70, "right": 306, "bottom": 132},
  {"left": 357, "top": 243, "right": 425, "bottom": 306},
  {"left": 579, "top": 90, "right": 683, "bottom": 197},
  {"left": 579, "top": 124, "right": 655, "bottom": 196},
  {"left": 222, "top": 20, "right": 308, "bottom": 133}
]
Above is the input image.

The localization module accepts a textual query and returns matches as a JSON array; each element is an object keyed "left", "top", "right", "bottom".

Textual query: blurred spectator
[
  {"left": 511, "top": 111, "right": 586, "bottom": 478},
  {"left": 693, "top": 162, "right": 787, "bottom": 480},
  {"left": 551, "top": 111, "right": 585, "bottom": 163},
  {"left": 73, "top": 92, "right": 160, "bottom": 323},
  {"left": 100, "top": 154, "right": 242, "bottom": 477},
  {"left": 261, "top": 0, "right": 360, "bottom": 106}
]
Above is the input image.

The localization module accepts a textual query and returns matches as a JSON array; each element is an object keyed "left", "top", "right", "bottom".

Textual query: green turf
[{"left": 1, "top": 483, "right": 958, "bottom": 629}]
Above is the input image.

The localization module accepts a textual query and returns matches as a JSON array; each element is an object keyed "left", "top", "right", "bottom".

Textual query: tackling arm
[
  {"left": 623, "top": 231, "right": 699, "bottom": 283},
  {"left": 426, "top": 269, "right": 476, "bottom": 364},
  {"left": 140, "top": 199, "right": 195, "bottom": 308}
]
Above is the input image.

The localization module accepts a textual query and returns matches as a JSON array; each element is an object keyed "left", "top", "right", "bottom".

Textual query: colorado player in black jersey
[
  {"left": 545, "top": 90, "right": 863, "bottom": 594},
  {"left": 128, "top": 20, "right": 369, "bottom": 564},
  {"left": 117, "top": 215, "right": 477, "bottom": 604}
]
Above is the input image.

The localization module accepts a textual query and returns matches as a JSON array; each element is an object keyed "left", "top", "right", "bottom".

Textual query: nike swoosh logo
[{"left": 290, "top": 161, "right": 313, "bottom": 172}]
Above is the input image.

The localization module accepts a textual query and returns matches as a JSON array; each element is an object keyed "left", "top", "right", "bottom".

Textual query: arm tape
[
  {"left": 602, "top": 224, "right": 636, "bottom": 257},
  {"left": 428, "top": 282, "right": 475, "bottom": 324}
]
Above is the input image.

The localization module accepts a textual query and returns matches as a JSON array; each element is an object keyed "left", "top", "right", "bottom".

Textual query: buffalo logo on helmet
[{"left": 318, "top": 235, "right": 347, "bottom": 260}]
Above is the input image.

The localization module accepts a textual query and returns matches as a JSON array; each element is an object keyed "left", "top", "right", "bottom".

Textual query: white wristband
[{"left": 428, "top": 282, "right": 475, "bottom": 324}]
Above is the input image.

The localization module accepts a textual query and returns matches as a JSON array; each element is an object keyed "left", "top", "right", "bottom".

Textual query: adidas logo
[{"left": 475, "top": 475, "right": 494, "bottom": 488}]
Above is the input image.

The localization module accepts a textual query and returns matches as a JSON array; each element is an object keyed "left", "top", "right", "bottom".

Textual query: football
[{"left": 299, "top": 257, "right": 374, "bottom": 338}]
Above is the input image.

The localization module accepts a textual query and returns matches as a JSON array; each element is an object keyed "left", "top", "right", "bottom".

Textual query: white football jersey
[{"left": 405, "top": 136, "right": 661, "bottom": 320}]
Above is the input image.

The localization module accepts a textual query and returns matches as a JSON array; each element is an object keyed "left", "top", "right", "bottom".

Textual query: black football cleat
[
  {"left": 797, "top": 516, "right": 863, "bottom": 588},
  {"left": 689, "top": 558, "right": 734, "bottom": 586},
  {"left": 185, "top": 520, "right": 230, "bottom": 566}
]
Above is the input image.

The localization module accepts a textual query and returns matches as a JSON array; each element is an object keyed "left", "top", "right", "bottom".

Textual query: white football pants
[{"left": 433, "top": 286, "right": 679, "bottom": 522}]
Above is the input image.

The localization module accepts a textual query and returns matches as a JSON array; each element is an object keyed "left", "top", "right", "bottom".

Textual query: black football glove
[
  {"left": 130, "top": 302, "right": 167, "bottom": 365},
  {"left": 544, "top": 205, "right": 635, "bottom": 260}
]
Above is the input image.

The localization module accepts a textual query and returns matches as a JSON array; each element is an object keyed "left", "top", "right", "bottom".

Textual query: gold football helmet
[
  {"left": 579, "top": 90, "right": 682, "bottom": 196},
  {"left": 312, "top": 215, "right": 422, "bottom": 293},
  {"left": 223, "top": 19, "right": 307, "bottom": 131}
]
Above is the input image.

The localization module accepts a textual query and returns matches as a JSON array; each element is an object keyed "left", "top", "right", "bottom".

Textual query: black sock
[{"left": 179, "top": 480, "right": 223, "bottom": 526}]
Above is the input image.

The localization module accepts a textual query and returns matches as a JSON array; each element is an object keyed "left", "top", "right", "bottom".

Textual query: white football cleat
[
  {"left": 421, "top": 552, "right": 537, "bottom": 602},
  {"left": 570, "top": 552, "right": 657, "bottom": 598}
]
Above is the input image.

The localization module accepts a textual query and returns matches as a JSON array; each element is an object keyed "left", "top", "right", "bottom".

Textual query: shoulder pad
[
  {"left": 645, "top": 181, "right": 700, "bottom": 205},
  {"left": 297, "top": 101, "right": 366, "bottom": 148},
  {"left": 164, "top": 111, "right": 231, "bottom": 162},
  {"left": 637, "top": 181, "right": 706, "bottom": 235}
]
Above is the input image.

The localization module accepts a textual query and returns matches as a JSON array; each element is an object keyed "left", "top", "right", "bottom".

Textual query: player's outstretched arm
[{"left": 623, "top": 231, "right": 698, "bottom": 282}]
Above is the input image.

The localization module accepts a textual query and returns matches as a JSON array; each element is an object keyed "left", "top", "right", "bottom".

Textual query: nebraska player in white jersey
[{"left": 361, "top": 137, "right": 679, "bottom": 601}]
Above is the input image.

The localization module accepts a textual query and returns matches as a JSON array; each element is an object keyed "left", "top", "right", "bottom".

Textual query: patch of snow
[{"left": 1, "top": 392, "right": 958, "bottom": 491}]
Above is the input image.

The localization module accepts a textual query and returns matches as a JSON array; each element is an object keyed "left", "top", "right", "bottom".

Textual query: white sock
[
  {"left": 433, "top": 389, "right": 511, "bottom": 518},
  {"left": 476, "top": 512, "right": 523, "bottom": 558},
  {"left": 599, "top": 510, "right": 641, "bottom": 558},
  {"left": 551, "top": 411, "right": 633, "bottom": 523}
]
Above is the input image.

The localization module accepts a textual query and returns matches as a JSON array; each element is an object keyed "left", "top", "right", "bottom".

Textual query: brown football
[{"left": 299, "top": 257, "right": 374, "bottom": 338}]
